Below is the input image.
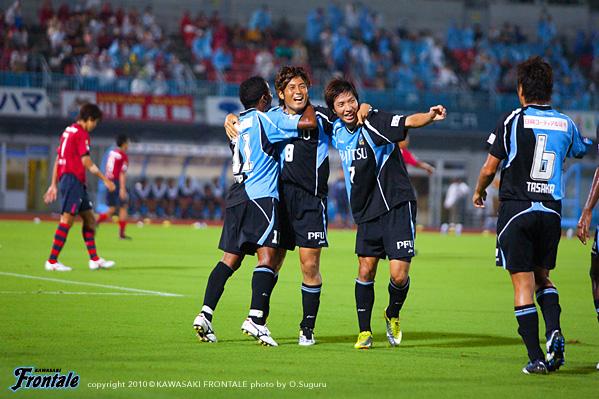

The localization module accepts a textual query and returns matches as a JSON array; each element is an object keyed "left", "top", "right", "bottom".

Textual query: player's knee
[{"left": 390, "top": 273, "right": 409, "bottom": 287}]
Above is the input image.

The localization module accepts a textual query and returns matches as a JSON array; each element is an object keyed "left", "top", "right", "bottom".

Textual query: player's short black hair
[
  {"left": 77, "top": 103, "right": 103, "bottom": 122},
  {"left": 239, "top": 76, "right": 270, "bottom": 109},
  {"left": 517, "top": 56, "right": 553, "bottom": 104},
  {"left": 116, "top": 134, "right": 129, "bottom": 147},
  {"left": 275, "top": 65, "right": 312, "bottom": 106},
  {"left": 324, "top": 77, "right": 359, "bottom": 111}
]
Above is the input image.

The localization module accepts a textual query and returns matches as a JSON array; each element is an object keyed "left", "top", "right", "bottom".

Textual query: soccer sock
[
  {"left": 264, "top": 272, "right": 279, "bottom": 322},
  {"left": 355, "top": 279, "right": 375, "bottom": 332},
  {"left": 515, "top": 304, "right": 545, "bottom": 363},
  {"left": 201, "top": 261, "right": 234, "bottom": 322},
  {"left": 249, "top": 265, "right": 275, "bottom": 325},
  {"left": 594, "top": 299, "right": 599, "bottom": 323},
  {"left": 535, "top": 286, "right": 561, "bottom": 340},
  {"left": 97, "top": 213, "right": 107, "bottom": 223},
  {"left": 387, "top": 277, "right": 410, "bottom": 319},
  {"left": 48, "top": 223, "right": 70, "bottom": 263},
  {"left": 82, "top": 227, "right": 100, "bottom": 261},
  {"left": 301, "top": 283, "right": 322, "bottom": 330},
  {"left": 119, "top": 221, "right": 127, "bottom": 237}
]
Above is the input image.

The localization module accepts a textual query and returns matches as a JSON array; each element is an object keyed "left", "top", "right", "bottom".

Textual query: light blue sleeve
[
  {"left": 568, "top": 121, "right": 592, "bottom": 159},
  {"left": 258, "top": 111, "right": 301, "bottom": 143}
]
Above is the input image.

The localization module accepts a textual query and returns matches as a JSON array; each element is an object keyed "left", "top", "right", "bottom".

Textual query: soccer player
[
  {"left": 96, "top": 134, "right": 131, "bottom": 239},
  {"left": 193, "top": 76, "right": 318, "bottom": 346},
  {"left": 399, "top": 136, "right": 435, "bottom": 175},
  {"left": 324, "top": 77, "right": 446, "bottom": 349},
  {"left": 43, "top": 103, "right": 116, "bottom": 271},
  {"left": 575, "top": 122, "right": 599, "bottom": 371},
  {"left": 473, "top": 56, "right": 590, "bottom": 374}
]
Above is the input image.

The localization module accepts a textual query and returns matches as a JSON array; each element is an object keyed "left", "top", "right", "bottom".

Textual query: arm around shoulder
[{"left": 405, "top": 105, "right": 447, "bottom": 129}]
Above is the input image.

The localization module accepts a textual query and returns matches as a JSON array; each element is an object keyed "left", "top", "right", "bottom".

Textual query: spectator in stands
[
  {"left": 191, "top": 29, "right": 212, "bottom": 61},
  {"left": 306, "top": 7, "right": 325, "bottom": 44},
  {"left": 153, "top": 71, "right": 168, "bottom": 95},
  {"left": 249, "top": 5, "right": 271, "bottom": 33},
  {"left": 211, "top": 43, "right": 232, "bottom": 75},
  {"left": 141, "top": 6, "right": 155, "bottom": 29},
  {"left": 253, "top": 46, "right": 275, "bottom": 80},
  {"left": 148, "top": 177, "right": 168, "bottom": 217},
  {"left": 134, "top": 178, "right": 151, "bottom": 217},
  {"left": 202, "top": 177, "right": 225, "bottom": 220},
  {"left": 131, "top": 72, "right": 150, "bottom": 94},
  {"left": 166, "top": 178, "right": 179, "bottom": 217},
  {"left": 5, "top": 1, "right": 21, "bottom": 28},
  {"left": 9, "top": 47, "right": 27, "bottom": 72},
  {"left": 179, "top": 177, "right": 197, "bottom": 219},
  {"left": 39, "top": 0, "right": 54, "bottom": 29}
]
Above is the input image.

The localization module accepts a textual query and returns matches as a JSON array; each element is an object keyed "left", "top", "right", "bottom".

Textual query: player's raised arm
[
  {"left": 297, "top": 103, "right": 317, "bottom": 130},
  {"left": 82, "top": 155, "right": 116, "bottom": 192},
  {"left": 473, "top": 154, "right": 500, "bottom": 208},
  {"left": 405, "top": 105, "right": 447, "bottom": 129},
  {"left": 224, "top": 113, "right": 240, "bottom": 140}
]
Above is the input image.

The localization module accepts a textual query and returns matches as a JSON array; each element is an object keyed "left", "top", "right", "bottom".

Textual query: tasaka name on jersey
[
  {"left": 331, "top": 110, "right": 416, "bottom": 223},
  {"left": 226, "top": 108, "right": 301, "bottom": 207},
  {"left": 272, "top": 105, "right": 335, "bottom": 198},
  {"left": 488, "top": 104, "right": 591, "bottom": 201}
]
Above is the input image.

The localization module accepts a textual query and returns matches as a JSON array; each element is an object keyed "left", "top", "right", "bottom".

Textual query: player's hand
[
  {"left": 357, "top": 103, "right": 371, "bottom": 126},
  {"left": 577, "top": 209, "right": 592, "bottom": 245},
  {"left": 429, "top": 105, "right": 447, "bottom": 122},
  {"left": 119, "top": 189, "right": 127, "bottom": 201},
  {"left": 425, "top": 164, "right": 435, "bottom": 175},
  {"left": 43, "top": 185, "right": 57, "bottom": 204},
  {"left": 472, "top": 190, "right": 486, "bottom": 208},
  {"left": 225, "top": 114, "right": 240, "bottom": 140},
  {"left": 105, "top": 180, "right": 116, "bottom": 192}
]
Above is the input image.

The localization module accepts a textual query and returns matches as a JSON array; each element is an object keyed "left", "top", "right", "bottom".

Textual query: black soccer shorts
[
  {"left": 355, "top": 200, "right": 417, "bottom": 261},
  {"left": 495, "top": 200, "right": 561, "bottom": 272},
  {"left": 278, "top": 183, "right": 328, "bottom": 250},
  {"left": 591, "top": 227, "right": 598, "bottom": 259},
  {"left": 218, "top": 197, "right": 279, "bottom": 256},
  {"left": 105, "top": 180, "right": 128, "bottom": 207}
]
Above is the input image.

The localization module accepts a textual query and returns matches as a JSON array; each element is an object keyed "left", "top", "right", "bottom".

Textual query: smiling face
[
  {"left": 332, "top": 91, "right": 359, "bottom": 129},
  {"left": 278, "top": 76, "right": 309, "bottom": 115}
]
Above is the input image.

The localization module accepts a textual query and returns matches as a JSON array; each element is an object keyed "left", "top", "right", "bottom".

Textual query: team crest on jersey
[{"left": 358, "top": 134, "right": 364, "bottom": 145}]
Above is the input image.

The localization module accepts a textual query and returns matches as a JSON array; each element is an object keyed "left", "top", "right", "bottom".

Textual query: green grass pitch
[{"left": 0, "top": 220, "right": 597, "bottom": 398}]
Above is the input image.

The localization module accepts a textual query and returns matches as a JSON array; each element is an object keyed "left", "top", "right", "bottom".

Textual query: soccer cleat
[
  {"left": 44, "top": 260, "right": 71, "bottom": 271},
  {"left": 193, "top": 313, "right": 217, "bottom": 343},
  {"left": 298, "top": 327, "right": 315, "bottom": 346},
  {"left": 118, "top": 235, "right": 132, "bottom": 240},
  {"left": 545, "top": 330, "right": 565, "bottom": 371},
  {"left": 241, "top": 318, "right": 278, "bottom": 346},
  {"left": 522, "top": 359, "right": 547, "bottom": 374},
  {"left": 384, "top": 308, "right": 402, "bottom": 347},
  {"left": 89, "top": 258, "right": 115, "bottom": 270},
  {"left": 354, "top": 331, "right": 373, "bottom": 349}
]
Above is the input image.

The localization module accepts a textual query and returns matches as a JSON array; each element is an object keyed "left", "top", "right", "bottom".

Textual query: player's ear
[{"left": 278, "top": 91, "right": 284, "bottom": 101}]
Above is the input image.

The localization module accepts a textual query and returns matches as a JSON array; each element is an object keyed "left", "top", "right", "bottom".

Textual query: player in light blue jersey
[
  {"left": 193, "top": 76, "right": 317, "bottom": 346},
  {"left": 473, "top": 56, "right": 591, "bottom": 374}
]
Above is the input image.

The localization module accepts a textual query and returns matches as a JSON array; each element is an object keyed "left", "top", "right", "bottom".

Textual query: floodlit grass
[{"left": 0, "top": 220, "right": 597, "bottom": 398}]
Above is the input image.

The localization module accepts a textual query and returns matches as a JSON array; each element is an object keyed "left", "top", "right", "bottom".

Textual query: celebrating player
[
  {"left": 473, "top": 56, "right": 591, "bottom": 374},
  {"left": 193, "top": 76, "right": 317, "bottom": 346},
  {"left": 324, "top": 77, "right": 446, "bottom": 349},
  {"left": 43, "top": 103, "right": 116, "bottom": 271},
  {"left": 96, "top": 134, "right": 131, "bottom": 239},
  {"left": 575, "top": 122, "right": 599, "bottom": 371}
]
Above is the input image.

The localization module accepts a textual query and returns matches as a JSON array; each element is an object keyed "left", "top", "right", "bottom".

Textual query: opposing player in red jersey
[
  {"left": 96, "top": 134, "right": 131, "bottom": 239},
  {"left": 399, "top": 136, "right": 435, "bottom": 175},
  {"left": 43, "top": 104, "right": 117, "bottom": 271}
]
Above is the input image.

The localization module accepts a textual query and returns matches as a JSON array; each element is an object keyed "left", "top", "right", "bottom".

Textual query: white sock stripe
[
  {"left": 253, "top": 267, "right": 274, "bottom": 274},
  {"left": 201, "top": 305, "right": 213, "bottom": 315},
  {"left": 535, "top": 288, "right": 558, "bottom": 299},
  {"left": 515, "top": 307, "right": 537, "bottom": 316}
]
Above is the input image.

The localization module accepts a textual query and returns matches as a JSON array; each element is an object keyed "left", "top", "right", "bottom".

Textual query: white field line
[
  {"left": 0, "top": 291, "right": 163, "bottom": 296},
  {"left": 0, "top": 272, "right": 183, "bottom": 297}
]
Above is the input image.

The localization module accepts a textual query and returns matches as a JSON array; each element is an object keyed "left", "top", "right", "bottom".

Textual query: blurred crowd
[{"left": 1, "top": 1, "right": 598, "bottom": 103}]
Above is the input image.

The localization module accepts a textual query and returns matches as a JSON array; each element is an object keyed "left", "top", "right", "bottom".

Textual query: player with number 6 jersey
[
  {"left": 193, "top": 76, "right": 318, "bottom": 347},
  {"left": 473, "top": 56, "right": 591, "bottom": 374}
]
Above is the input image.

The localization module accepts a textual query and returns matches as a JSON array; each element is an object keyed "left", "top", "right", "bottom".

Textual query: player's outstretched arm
[
  {"left": 82, "top": 155, "right": 116, "bottom": 192},
  {"left": 43, "top": 157, "right": 59, "bottom": 204},
  {"left": 418, "top": 161, "right": 435, "bottom": 175},
  {"left": 405, "top": 105, "right": 447, "bottom": 129},
  {"left": 577, "top": 164, "right": 599, "bottom": 244},
  {"left": 297, "top": 103, "right": 317, "bottom": 130},
  {"left": 473, "top": 154, "right": 500, "bottom": 208},
  {"left": 224, "top": 113, "right": 240, "bottom": 140}
]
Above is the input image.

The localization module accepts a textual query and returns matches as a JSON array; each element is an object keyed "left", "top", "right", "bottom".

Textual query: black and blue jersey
[
  {"left": 331, "top": 109, "right": 416, "bottom": 224},
  {"left": 488, "top": 104, "right": 591, "bottom": 202},
  {"left": 271, "top": 106, "right": 335, "bottom": 198},
  {"left": 226, "top": 108, "right": 301, "bottom": 207}
]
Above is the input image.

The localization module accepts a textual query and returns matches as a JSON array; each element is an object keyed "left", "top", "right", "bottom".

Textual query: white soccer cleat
[
  {"left": 241, "top": 318, "right": 278, "bottom": 346},
  {"left": 298, "top": 327, "right": 315, "bottom": 346},
  {"left": 44, "top": 260, "right": 71, "bottom": 271},
  {"left": 193, "top": 313, "right": 217, "bottom": 343},
  {"left": 89, "top": 258, "right": 115, "bottom": 270}
]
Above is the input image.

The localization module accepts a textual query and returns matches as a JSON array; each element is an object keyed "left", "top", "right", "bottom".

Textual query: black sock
[
  {"left": 249, "top": 266, "right": 275, "bottom": 325},
  {"left": 515, "top": 304, "right": 544, "bottom": 363},
  {"left": 264, "top": 272, "right": 279, "bottom": 321},
  {"left": 387, "top": 277, "right": 410, "bottom": 319},
  {"left": 535, "top": 286, "right": 561, "bottom": 340},
  {"left": 594, "top": 299, "right": 599, "bottom": 323},
  {"left": 301, "top": 283, "right": 322, "bottom": 330},
  {"left": 355, "top": 279, "right": 374, "bottom": 332},
  {"left": 201, "top": 261, "right": 234, "bottom": 322}
]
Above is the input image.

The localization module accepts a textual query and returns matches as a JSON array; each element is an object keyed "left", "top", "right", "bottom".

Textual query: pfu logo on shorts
[
  {"left": 9, "top": 367, "right": 80, "bottom": 392},
  {"left": 396, "top": 240, "right": 414, "bottom": 250},
  {"left": 308, "top": 231, "right": 326, "bottom": 240}
]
